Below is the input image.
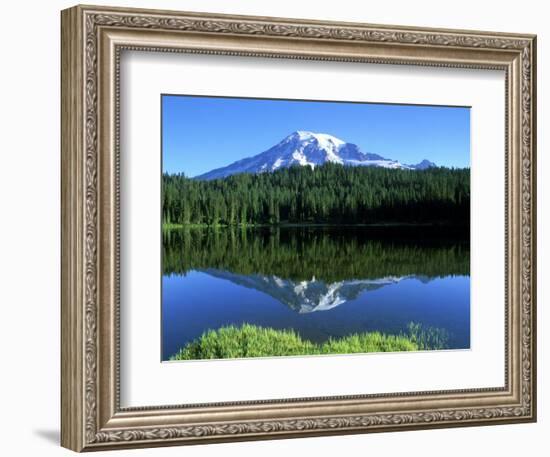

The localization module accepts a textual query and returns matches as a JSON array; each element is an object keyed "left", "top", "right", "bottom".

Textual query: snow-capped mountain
[
  {"left": 196, "top": 131, "right": 436, "bottom": 180},
  {"left": 202, "top": 268, "right": 412, "bottom": 313}
]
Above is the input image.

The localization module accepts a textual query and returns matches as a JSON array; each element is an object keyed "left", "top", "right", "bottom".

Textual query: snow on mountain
[
  {"left": 202, "top": 268, "right": 410, "bottom": 314},
  {"left": 410, "top": 159, "right": 437, "bottom": 170},
  {"left": 195, "top": 131, "right": 436, "bottom": 180}
]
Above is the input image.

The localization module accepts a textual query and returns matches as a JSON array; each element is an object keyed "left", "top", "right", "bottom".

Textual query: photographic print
[{"left": 161, "top": 95, "right": 471, "bottom": 362}]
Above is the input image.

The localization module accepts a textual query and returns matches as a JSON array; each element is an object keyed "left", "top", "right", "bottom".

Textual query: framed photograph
[{"left": 61, "top": 4, "right": 537, "bottom": 452}]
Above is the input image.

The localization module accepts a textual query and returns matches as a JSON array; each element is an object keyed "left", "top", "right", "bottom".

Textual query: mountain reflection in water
[{"left": 161, "top": 226, "right": 470, "bottom": 360}]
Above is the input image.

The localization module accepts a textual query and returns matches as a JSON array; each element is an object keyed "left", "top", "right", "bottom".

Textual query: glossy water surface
[{"left": 162, "top": 226, "right": 470, "bottom": 360}]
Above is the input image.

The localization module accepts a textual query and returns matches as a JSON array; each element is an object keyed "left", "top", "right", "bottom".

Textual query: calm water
[{"left": 162, "top": 226, "right": 470, "bottom": 360}]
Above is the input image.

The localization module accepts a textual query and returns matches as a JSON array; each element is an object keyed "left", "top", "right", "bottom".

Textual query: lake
[{"left": 162, "top": 226, "right": 470, "bottom": 360}]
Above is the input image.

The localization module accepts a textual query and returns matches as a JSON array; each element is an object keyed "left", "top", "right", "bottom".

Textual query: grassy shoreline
[
  {"left": 170, "top": 324, "right": 448, "bottom": 360},
  {"left": 162, "top": 221, "right": 467, "bottom": 230}
]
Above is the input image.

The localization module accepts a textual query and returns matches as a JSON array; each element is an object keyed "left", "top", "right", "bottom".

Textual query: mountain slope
[
  {"left": 196, "top": 131, "right": 435, "bottom": 180},
  {"left": 202, "top": 268, "right": 410, "bottom": 313}
]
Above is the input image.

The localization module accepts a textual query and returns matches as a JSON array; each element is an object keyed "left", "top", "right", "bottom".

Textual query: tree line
[
  {"left": 163, "top": 226, "right": 470, "bottom": 282},
  {"left": 162, "top": 163, "right": 470, "bottom": 226}
]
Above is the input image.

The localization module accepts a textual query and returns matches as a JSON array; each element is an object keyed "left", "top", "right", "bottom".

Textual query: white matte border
[{"left": 120, "top": 51, "right": 505, "bottom": 407}]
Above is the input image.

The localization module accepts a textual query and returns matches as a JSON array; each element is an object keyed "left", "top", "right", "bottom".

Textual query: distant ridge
[{"left": 195, "top": 131, "right": 436, "bottom": 180}]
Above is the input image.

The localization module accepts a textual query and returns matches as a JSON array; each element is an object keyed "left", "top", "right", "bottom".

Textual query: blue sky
[{"left": 162, "top": 95, "right": 470, "bottom": 176}]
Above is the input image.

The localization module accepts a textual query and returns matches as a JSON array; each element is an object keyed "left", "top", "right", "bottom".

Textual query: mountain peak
[
  {"left": 411, "top": 159, "right": 437, "bottom": 170},
  {"left": 195, "top": 131, "right": 437, "bottom": 180},
  {"left": 286, "top": 131, "right": 346, "bottom": 147}
]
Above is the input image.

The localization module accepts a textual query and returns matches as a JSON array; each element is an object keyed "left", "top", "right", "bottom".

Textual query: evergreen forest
[{"left": 162, "top": 164, "right": 470, "bottom": 227}]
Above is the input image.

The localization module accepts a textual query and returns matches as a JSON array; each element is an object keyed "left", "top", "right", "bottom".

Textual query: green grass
[
  {"left": 162, "top": 222, "right": 266, "bottom": 230},
  {"left": 170, "top": 324, "right": 422, "bottom": 360},
  {"left": 406, "top": 322, "right": 449, "bottom": 350},
  {"left": 162, "top": 222, "right": 187, "bottom": 230},
  {"left": 162, "top": 222, "right": 221, "bottom": 230}
]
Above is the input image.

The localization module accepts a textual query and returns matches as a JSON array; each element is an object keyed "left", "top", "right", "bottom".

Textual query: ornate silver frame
[{"left": 61, "top": 4, "right": 537, "bottom": 452}]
